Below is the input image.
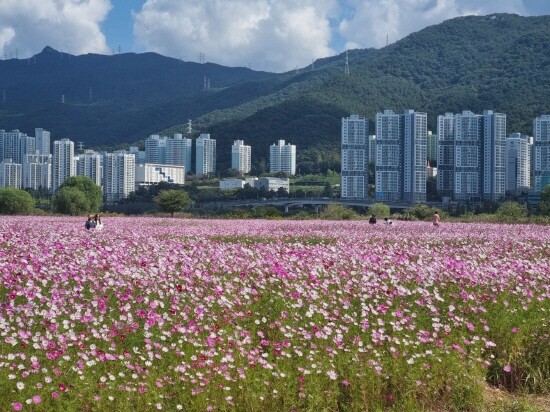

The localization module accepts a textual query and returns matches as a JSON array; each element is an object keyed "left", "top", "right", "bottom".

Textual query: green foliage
[
  {"left": 319, "top": 204, "right": 359, "bottom": 220},
  {"left": 250, "top": 206, "right": 282, "bottom": 219},
  {"left": 4, "top": 14, "right": 549, "bottom": 169},
  {"left": 154, "top": 189, "right": 191, "bottom": 217},
  {"left": 368, "top": 202, "right": 390, "bottom": 218},
  {"left": 53, "top": 187, "right": 91, "bottom": 216},
  {"left": 496, "top": 201, "right": 528, "bottom": 222},
  {"left": 404, "top": 204, "right": 443, "bottom": 221},
  {"left": 59, "top": 176, "right": 103, "bottom": 211},
  {"left": 0, "top": 187, "right": 35, "bottom": 215}
]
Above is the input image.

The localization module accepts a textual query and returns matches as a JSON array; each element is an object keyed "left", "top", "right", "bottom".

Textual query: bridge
[{"left": 200, "top": 197, "right": 443, "bottom": 213}]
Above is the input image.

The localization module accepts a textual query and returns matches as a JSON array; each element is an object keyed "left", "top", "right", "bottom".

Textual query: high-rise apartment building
[
  {"left": 506, "top": 133, "right": 531, "bottom": 192},
  {"left": 482, "top": 110, "right": 507, "bottom": 202},
  {"left": 195, "top": 133, "right": 216, "bottom": 175},
  {"left": 166, "top": 134, "right": 192, "bottom": 173},
  {"left": 375, "top": 110, "right": 427, "bottom": 203},
  {"left": 341, "top": 115, "right": 369, "bottom": 199},
  {"left": 0, "top": 129, "right": 36, "bottom": 164},
  {"left": 0, "top": 159, "right": 22, "bottom": 188},
  {"left": 145, "top": 134, "right": 192, "bottom": 172},
  {"left": 368, "top": 135, "right": 377, "bottom": 165},
  {"left": 426, "top": 131, "right": 438, "bottom": 164},
  {"left": 231, "top": 140, "right": 252, "bottom": 174},
  {"left": 269, "top": 139, "right": 296, "bottom": 175},
  {"left": 437, "top": 113, "right": 455, "bottom": 198},
  {"left": 145, "top": 135, "right": 167, "bottom": 164},
  {"left": 22, "top": 151, "right": 51, "bottom": 191},
  {"left": 103, "top": 152, "right": 135, "bottom": 202},
  {"left": 52, "top": 138, "right": 75, "bottom": 193},
  {"left": 35, "top": 128, "right": 51, "bottom": 156},
  {"left": 454, "top": 111, "right": 483, "bottom": 201},
  {"left": 438, "top": 110, "right": 507, "bottom": 202},
  {"left": 77, "top": 150, "right": 102, "bottom": 187},
  {"left": 533, "top": 114, "right": 550, "bottom": 192}
]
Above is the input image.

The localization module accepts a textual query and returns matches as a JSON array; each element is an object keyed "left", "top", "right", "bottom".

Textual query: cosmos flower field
[{"left": 1, "top": 217, "right": 549, "bottom": 411}]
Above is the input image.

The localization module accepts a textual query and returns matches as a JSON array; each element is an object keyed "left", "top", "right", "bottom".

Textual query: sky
[{"left": 0, "top": 0, "right": 549, "bottom": 72}]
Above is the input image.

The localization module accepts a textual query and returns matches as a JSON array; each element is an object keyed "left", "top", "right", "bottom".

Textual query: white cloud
[
  {"left": 133, "top": 0, "right": 337, "bottom": 72},
  {"left": 0, "top": 0, "right": 111, "bottom": 58},
  {"left": 338, "top": 0, "right": 527, "bottom": 49}
]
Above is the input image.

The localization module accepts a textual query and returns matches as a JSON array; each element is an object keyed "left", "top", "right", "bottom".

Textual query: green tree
[
  {"left": 154, "top": 189, "right": 191, "bottom": 217},
  {"left": 368, "top": 202, "right": 390, "bottom": 218},
  {"left": 496, "top": 201, "right": 527, "bottom": 221},
  {"left": 319, "top": 204, "right": 359, "bottom": 220},
  {"left": 0, "top": 187, "right": 35, "bottom": 215},
  {"left": 405, "top": 204, "right": 443, "bottom": 220},
  {"left": 322, "top": 182, "right": 334, "bottom": 198},
  {"left": 58, "top": 176, "right": 103, "bottom": 211},
  {"left": 53, "top": 187, "right": 91, "bottom": 216}
]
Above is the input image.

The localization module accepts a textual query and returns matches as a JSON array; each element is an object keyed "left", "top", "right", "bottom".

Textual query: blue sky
[{"left": 1, "top": 0, "right": 549, "bottom": 72}]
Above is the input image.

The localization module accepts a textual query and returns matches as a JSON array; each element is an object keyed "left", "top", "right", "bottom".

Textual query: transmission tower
[{"left": 344, "top": 50, "right": 350, "bottom": 75}]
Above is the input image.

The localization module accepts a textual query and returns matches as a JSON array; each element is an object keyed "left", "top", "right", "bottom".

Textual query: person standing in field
[{"left": 432, "top": 211, "right": 441, "bottom": 227}]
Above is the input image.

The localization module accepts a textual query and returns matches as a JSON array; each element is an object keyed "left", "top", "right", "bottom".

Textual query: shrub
[
  {"left": 319, "top": 204, "right": 359, "bottom": 220},
  {"left": 0, "top": 187, "right": 35, "bottom": 214},
  {"left": 368, "top": 202, "right": 390, "bottom": 218}
]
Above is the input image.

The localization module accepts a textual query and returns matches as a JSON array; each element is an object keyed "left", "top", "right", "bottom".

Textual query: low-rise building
[
  {"left": 219, "top": 178, "right": 245, "bottom": 190},
  {"left": 257, "top": 177, "right": 290, "bottom": 192},
  {"left": 135, "top": 163, "right": 185, "bottom": 189}
]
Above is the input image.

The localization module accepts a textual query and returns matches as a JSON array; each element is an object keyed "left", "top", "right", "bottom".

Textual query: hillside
[
  {"left": 0, "top": 46, "right": 275, "bottom": 145},
  {"left": 1, "top": 14, "right": 549, "bottom": 172},
  {"left": 182, "top": 13, "right": 550, "bottom": 171}
]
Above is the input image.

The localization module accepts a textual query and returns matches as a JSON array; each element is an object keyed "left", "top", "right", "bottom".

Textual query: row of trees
[{"left": 2, "top": 177, "right": 550, "bottom": 220}]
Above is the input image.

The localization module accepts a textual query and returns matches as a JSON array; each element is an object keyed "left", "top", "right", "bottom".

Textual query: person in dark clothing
[
  {"left": 369, "top": 215, "right": 377, "bottom": 224},
  {"left": 85, "top": 217, "right": 96, "bottom": 230}
]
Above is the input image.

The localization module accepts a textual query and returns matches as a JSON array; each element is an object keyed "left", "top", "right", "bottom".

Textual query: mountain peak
[{"left": 40, "top": 46, "right": 59, "bottom": 54}]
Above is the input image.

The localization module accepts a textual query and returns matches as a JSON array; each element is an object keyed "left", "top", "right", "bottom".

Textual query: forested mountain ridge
[{"left": 0, "top": 14, "right": 549, "bottom": 173}]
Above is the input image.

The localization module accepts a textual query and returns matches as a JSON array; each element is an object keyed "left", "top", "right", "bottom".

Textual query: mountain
[
  {"left": 1, "top": 14, "right": 549, "bottom": 173},
  {"left": 0, "top": 46, "right": 275, "bottom": 145}
]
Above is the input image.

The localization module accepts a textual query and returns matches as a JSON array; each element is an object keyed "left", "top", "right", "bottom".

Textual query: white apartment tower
[
  {"left": 506, "top": 133, "right": 531, "bottom": 192},
  {"left": 52, "top": 138, "right": 75, "bottom": 193},
  {"left": 437, "top": 113, "right": 455, "bottom": 198},
  {"left": 103, "top": 152, "right": 135, "bottom": 202},
  {"left": 35, "top": 128, "right": 51, "bottom": 156},
  {"left": 166, "top": 134, "right": 192, "bottom": 173},
  {"left": 0, "top": 129, "right": 36, "bottom": 164},
  {"left": 145, "top": 135, "right": 167, "bottom": 164},
  {"left": 231, "top": 140, "right": 252, "bottom": 174},
  {"left": 454, "top": 111, "right": 483, "bottom": 201},
  {"left": 375, "top": 110, "right": 427, "bottom": 203},
  {"left": 368, "top": 135, "right": 377, "bottom": 164},
  {"left": 375, "top": 110, "right": 401, "bottom": 202},
  {"left": 77, "top": 150, "right": 103, "bottom": 187},
  {"left": 195, "top": 133, "right": 216, "bottom": 175},
  {"left": 341, "top": 115, "right": 369, "bottom": 199},
  {"left": 0, "top": 159, "right": 22, "bottom": 188},
  {"left": 483, "top": 110, "right": 507, "bottom": 202},
  {"left": 269, "top": 139, "right": 296, "bottom": 175},
  {"left": 22, "top": 151, "right": 52, "bottom": 191},
  {"left": 533, "top": 114, "right": 550, "bottom": 192},
  {"left": 403, "top": 110, "right": 427, "bottom": 203},
  {"left": 439, "top": 110, "right": 507, "bottom": 202}
]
